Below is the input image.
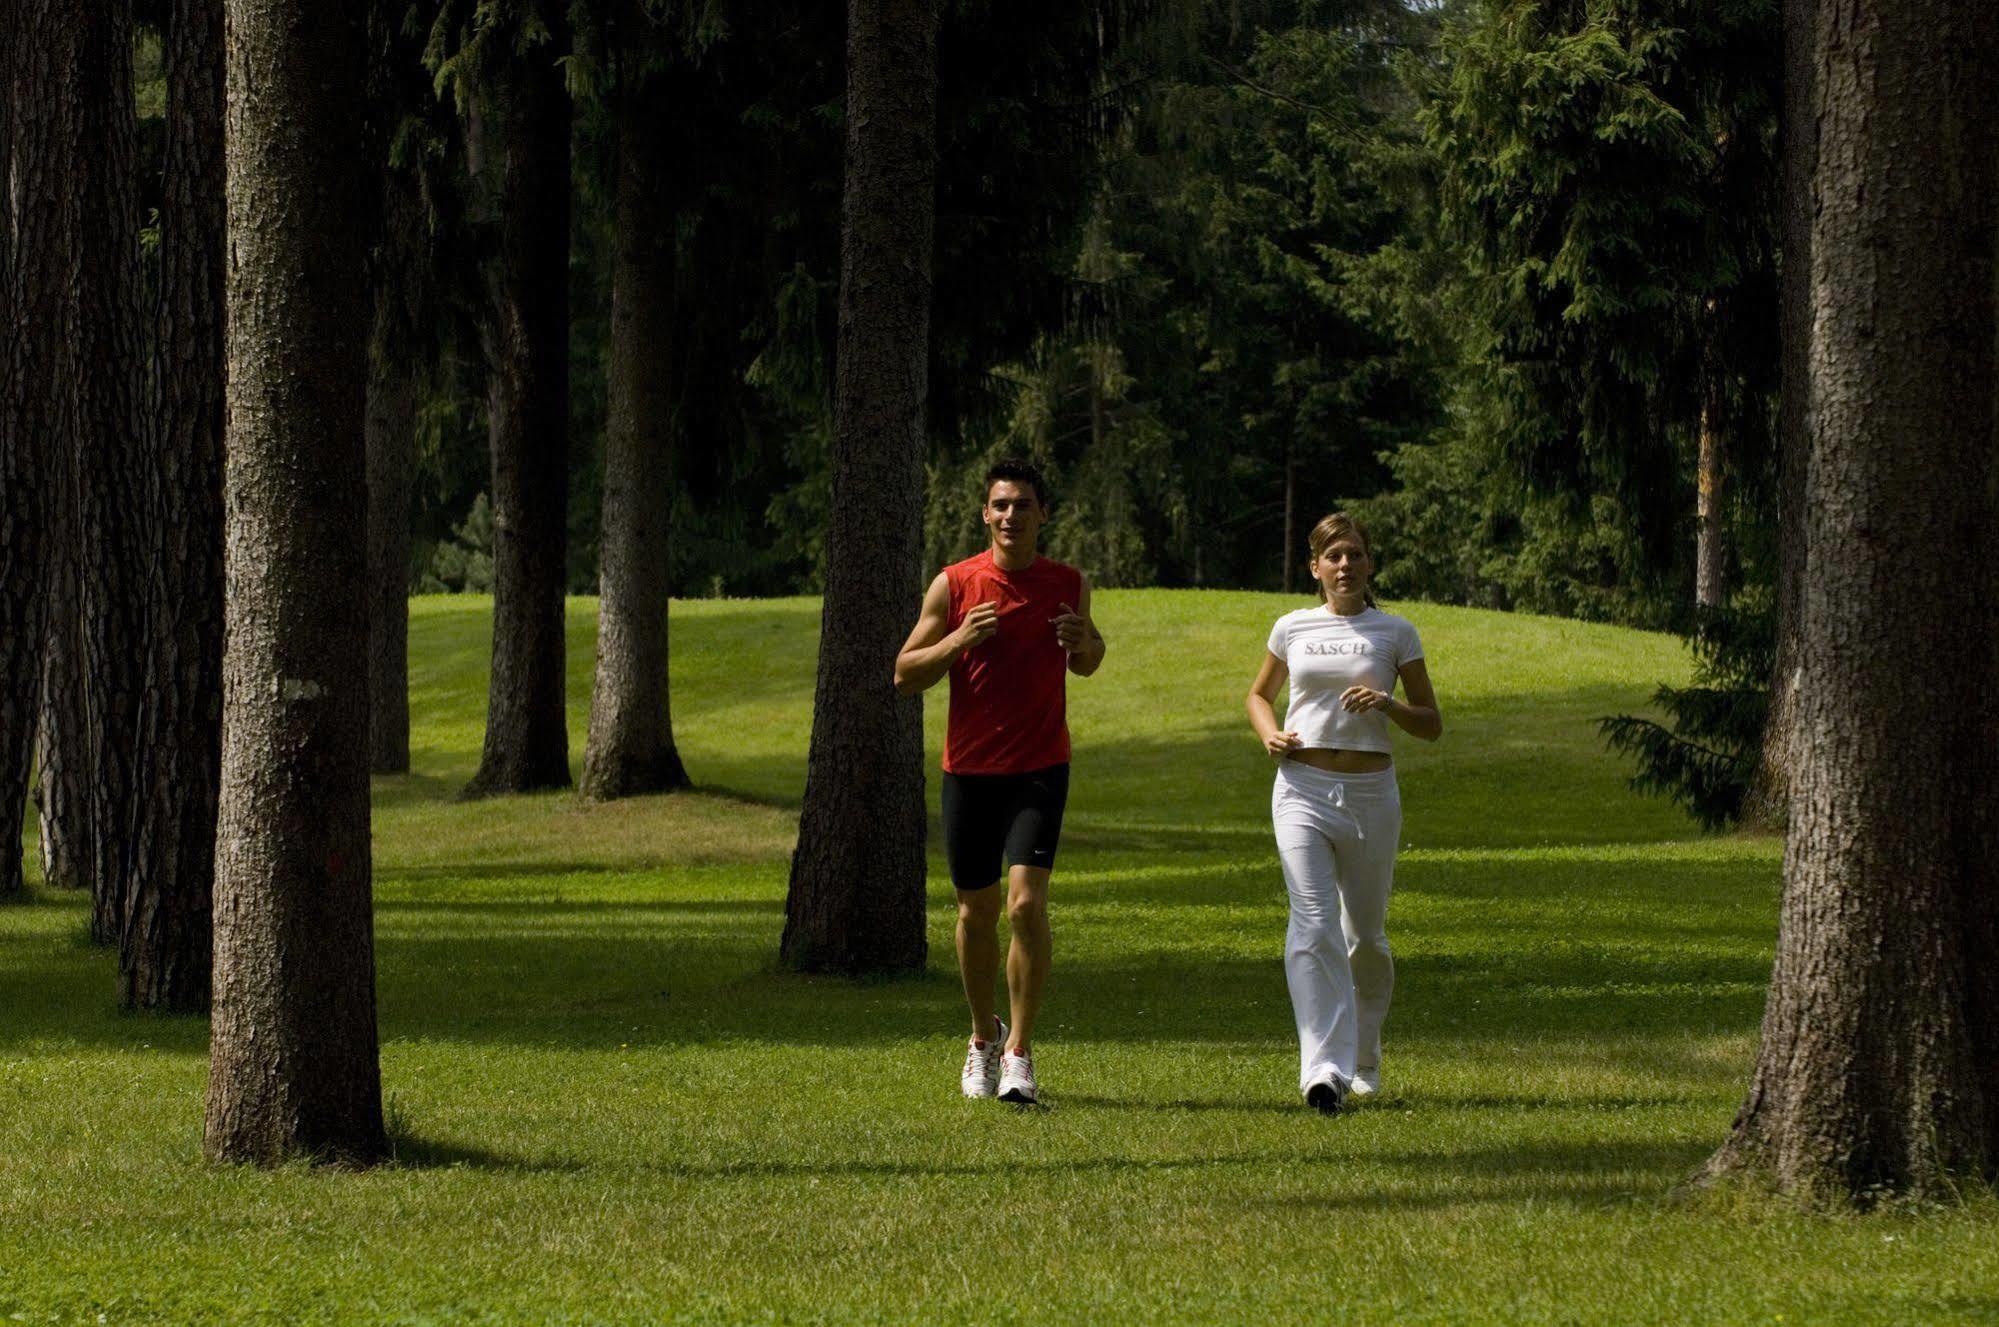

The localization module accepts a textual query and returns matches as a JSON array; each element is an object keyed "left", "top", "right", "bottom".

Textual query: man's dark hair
[{"left": 984, "top": 457, "right": 1048, "bottom": 507}]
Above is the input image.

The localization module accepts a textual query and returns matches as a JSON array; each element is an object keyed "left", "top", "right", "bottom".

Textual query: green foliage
[
  {"left": 1599, "top": 602, "right": 1772, "bottom": 830},
  {"left": 1359, "top": 0, "right": 1787, "bottom": 828},
  {"left": 1355, "top": 417, "right": 1674, "bottom": 627},
  {"left": 417, "top": 492, "right": 496, "bottom": 592},
  {"left": 1421, "top": 0, "right": 1780, "bottom": 580},
  {"left": 935, "top": 1, "right": 1445, "bottom": 589}
]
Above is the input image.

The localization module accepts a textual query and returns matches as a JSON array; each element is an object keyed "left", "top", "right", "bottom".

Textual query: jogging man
[{"left": 894, "top": 459, "right": 1105, "bottom": 1104}]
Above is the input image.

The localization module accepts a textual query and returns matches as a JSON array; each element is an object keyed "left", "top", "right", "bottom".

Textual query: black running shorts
[{"left": 940, "top": 763, "right": 1070, "bottom": 891}]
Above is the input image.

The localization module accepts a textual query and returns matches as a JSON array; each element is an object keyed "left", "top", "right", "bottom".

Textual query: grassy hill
[{"left": 3, "top": 592, "right": 1994, "bottom": 1325}]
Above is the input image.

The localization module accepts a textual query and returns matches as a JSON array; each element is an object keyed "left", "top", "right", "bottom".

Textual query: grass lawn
[{"left": 3, "top": 591, "right": 1995, "bottom": 1325}]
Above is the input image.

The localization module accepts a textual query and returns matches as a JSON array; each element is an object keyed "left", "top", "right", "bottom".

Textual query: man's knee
[
  {"left": 957, "top": 887, "right": 1003, "bottom": 928},
  {"left": 1007, "top": 889, "right": 1048, "bottom": 932}
]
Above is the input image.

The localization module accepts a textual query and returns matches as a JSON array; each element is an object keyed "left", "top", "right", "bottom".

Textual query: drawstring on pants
[{"left": 1328, "top": 782, "right": 1363, "bottom": 841}]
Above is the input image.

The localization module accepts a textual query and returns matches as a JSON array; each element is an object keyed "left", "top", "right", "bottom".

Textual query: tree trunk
[
  {"left": 361, "top": 0, "right": 437, "bottom": 778},
  {"left": 0, "top": 0, "right": 41, "bottom": 902},
  {"left": 1698, "top": 0, "right": 1998, "bottom": 1204},
  {"left": 122, "top": 0, "right": 224, "bottom": 1012},
  {"left": 206, "top": 0, "right": 386, "bottom": 1166},
  {"left": 1281, "top": 437, "right": 1296, "bottom": 595},
  {"left": 464, "top": 8, "right": 572, "bottom": 799},
  {"left": 1694, "top": 320, "right": 1726, "bottom": 610},
  {"left": 70, "top": 0, "right": 149, "bottom": 946},
  {"left": 1740, "top": 0, "right": 1816, "bottom": 830},
  {"left": 781, "top": 0, "right": 937, "bottom": 975},
  {"left": 365, "top": 341, "right": 416, "bottom": 775},
  {"left": 580, "top": 38, "right": 691, "bottom": 803},
  {"left": 12, "top": 1, "right": 130, "bottom": 913},
  {"left": 35, "top": 562, "right": 87, "bottom": 894}
]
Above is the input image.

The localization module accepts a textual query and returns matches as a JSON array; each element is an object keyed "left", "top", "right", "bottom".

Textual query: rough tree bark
[
  {"left": 1739, "top": 0, "right": 1815, "bottom": 830},
  {"left": 365, "top": 321, "right": 416, "bottom": 775},
  {"left": 122, "top": 0, "right": 225, "bottom": 1011},
  {"left": 1694, "top": 309, "right": 1726, "bottom": 610},
  {"left": 25, "top": 4, "right": 142, "bottom": 920},
  {"left": 780, "top": 0, "right": 936, "bottom": 974},
  {"left": 362, "top": 0, "right": 431, "bottom": 778},
  {"left": 206, "top": 0, "right": 387, "bottom": 1166},
  {"left": 0, "top": 0, "right": 41, "bottom": 902},
  {"left": 14, "top": 1, "right": 97, "bottom": 905},
  {"left": 1698, "top": 0, "right": 1998, "bottom": 1204},
  {"left": 35, "top": 556, "right": 87, "bottom": 894},
  {"left": 71, "top": 0, "right": 149, "bottom": 946},
  {"left": 464, "top": 6, "right": 573, "bottom": 798},
  {"left": 580, "top": 22, "right": 691, "bottom": 803}
]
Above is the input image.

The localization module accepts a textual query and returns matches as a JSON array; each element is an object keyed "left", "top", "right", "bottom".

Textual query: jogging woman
[{"left": 1245, "top": 513, "right": 1441, "bottom": 1114}]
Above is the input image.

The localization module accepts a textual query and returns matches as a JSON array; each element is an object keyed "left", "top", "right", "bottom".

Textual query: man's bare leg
[
  {"left": 956, "top": 885, "right": 1004, "bottom": 1041},
  {"left": 1004, "top": 865, "right": 1052, "bottom": 1051}
]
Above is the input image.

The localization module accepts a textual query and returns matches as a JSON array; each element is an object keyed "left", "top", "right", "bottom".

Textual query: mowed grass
[{"left": 4, "top": 591, "right": 1997, "bottom": 1325}]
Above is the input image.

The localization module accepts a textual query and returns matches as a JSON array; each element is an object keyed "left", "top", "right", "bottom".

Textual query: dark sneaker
[{"left": 1305, "top": 1075, "right": 1347, "bottom": 1116}]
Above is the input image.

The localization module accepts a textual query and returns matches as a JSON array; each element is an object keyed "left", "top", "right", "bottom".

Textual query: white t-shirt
[{"left": 1265, "top": 604, "right": 1424, "bottom": 756}]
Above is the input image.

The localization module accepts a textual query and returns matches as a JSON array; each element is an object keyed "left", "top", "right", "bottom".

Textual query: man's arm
[
  {"left": 895, "top": 572, "right": 996, "bottom": 696},
  {"left": 1053, "top": 575, "right": 1106, "bottom": 677}
]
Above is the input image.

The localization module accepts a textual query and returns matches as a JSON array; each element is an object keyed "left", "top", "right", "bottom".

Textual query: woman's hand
[
  {"left": 1339, "top": 685, "right": 1393, "bottom": 715},
  {"left": 1264, "top": 728, "right": 1302, "bottom": 758}
]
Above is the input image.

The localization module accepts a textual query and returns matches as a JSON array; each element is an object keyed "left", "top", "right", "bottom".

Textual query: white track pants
[{"left": 1271, "top": 762, "right": 1401, "bottom": 1095}]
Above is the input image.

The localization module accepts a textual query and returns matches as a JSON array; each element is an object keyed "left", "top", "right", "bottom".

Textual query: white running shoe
[
  {"left": 997, "top": 1048, "right": 1038, "bottom": 1104},
  {"left": 1350, "top": 1067, "right": 1380, "bottom": 1099},
  {"left": 961, "top": 1019, "right": 1007, "bottom": 1099}
]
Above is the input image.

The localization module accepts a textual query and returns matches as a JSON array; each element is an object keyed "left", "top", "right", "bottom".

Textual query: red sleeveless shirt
[{"left": 942, "top": 550, "right": 1084, "bottom": 775}]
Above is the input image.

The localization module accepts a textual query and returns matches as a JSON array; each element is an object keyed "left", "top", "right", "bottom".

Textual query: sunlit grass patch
[{"left": 4, "top": 592, "right": 1995, "bottom": 1325}]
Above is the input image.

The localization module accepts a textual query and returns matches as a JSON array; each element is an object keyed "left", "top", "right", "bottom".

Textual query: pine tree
[
  {"left": 207, "top": 0, "right": 387, "bottom": 1167},
  {"left": 121, "top": 0, "right": 226, "bottom": 1010},
  {"left": 1697, "top": 0, "right": 1998, "bottom": 1204},
  {"left": 579, "top": 0, "right": 692, "bottom": 802},
  {"left": 781, "top": 0, "right": 940, "bottom": 974}
]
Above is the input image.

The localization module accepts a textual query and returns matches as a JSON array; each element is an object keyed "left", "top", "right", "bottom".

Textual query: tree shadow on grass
[
  {"left": 1259, "top": 1139, "right": 1717, "bottom": 1212},
  {"left": 345, "top": 938, "right": 1768, "bottom": 1073},
  {"left": 375, "top": 1130, "right": 1710, "bottom": 1213},
  {"left": 0, "top": 875, "right": 1769, "bottom": 1064}
]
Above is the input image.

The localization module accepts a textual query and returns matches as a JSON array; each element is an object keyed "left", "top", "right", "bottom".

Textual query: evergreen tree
[
  {"left": 932, "top": 1, "right": 1441, "bottom": 591},
  {"left": 207, "top": 0, "right": 386, "bottom": 1167},
  {"left": 1699, "top": 0, "right": 1998, "bottom": 1203},
  {"left": 122, "top": 0, "right": 226, "bottom": 1010},
  {"left": 782, "top": 0, "right": 940, "bottom": 974},
  {"left": 579, "top": 0, "right": 693, "bottom": 802},
  {"left": 0, "top": 0, "right": 41, "bottom": 902},
  {"left": 1423, "top": 0, "right": 1780, "bottom": 603},
  {"left": 441, "top": 0, "right": 576, "bottom": 797}
]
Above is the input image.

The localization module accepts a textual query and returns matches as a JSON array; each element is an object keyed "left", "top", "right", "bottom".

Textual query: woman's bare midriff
[{"left": 1288, "top": 747, "right": 1392, "bottom": 774}]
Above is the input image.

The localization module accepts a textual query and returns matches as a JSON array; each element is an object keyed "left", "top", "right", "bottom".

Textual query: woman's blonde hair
[{"left": 1306, "top": 511, "right": 1376, "bottom": 607}]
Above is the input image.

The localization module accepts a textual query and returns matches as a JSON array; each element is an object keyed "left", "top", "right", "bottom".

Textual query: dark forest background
[{"left": 117, "top": 0, "right": 1778, "bottom": 622}]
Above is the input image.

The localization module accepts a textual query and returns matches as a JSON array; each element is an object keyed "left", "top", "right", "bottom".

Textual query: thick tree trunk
[
  {"left": 781, "top": 0, "right": 936, "bottom": 974},
  {"left": 1699, "top": 0, "right": 1998, "bottom": 1203},
  {"left": 580, "top": 46, "right": 691, "bottom": 803},
  {"left": 0, "top": 0, "right": 40, "bottom": 901},
  {"left": 34, "top": 566, "right": 87, "bottom": 893},
  {"left": 464, "top": 10, "right": 572, "bottom": 799},
  {"left": 206, "top": 0, "right": 386, "bottom": 1166},
  {"left": 1740, "top": 0, "right": 1816, "bottom": 830},
  {"left": 122, "top": 0, "right": 225, "bottom": 1012},
  {"left": 14, "top": 0, "right": 97, "bottom": 903},
  {"left": 70, "top": 0, "right": 149, "bottom": 946}
]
